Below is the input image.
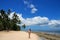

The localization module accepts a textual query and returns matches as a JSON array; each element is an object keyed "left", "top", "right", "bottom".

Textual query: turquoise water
[{"left": 21, "top": 26, "right": 60, "bottom": 35}]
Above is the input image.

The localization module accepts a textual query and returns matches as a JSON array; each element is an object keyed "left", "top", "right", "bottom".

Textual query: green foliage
[
  {"left": 0, "top": 21, "right": 4, "bottom": 31},
  {"left": 11, "top": 23, "right": 20, "bottom": 31},
  {"left": 0, "top": 9, "right": 21, "bottom": 31}
]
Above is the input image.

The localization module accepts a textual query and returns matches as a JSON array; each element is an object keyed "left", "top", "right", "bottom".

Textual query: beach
[
  {"left": 0, "top": 31, "right": 39, "bottom": 40},
  {"left": 0, "top": 31, "right": 60, "bottom": 40}
]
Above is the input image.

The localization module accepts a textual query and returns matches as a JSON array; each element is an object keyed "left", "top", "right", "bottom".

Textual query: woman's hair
[{"left": 29, "top": 28, "right": 31, "bottom": 31}]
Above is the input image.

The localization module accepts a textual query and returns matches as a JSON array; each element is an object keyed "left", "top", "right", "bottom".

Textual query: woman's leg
[{"left": 29, "top": 33, "right": 30, "bottom": 38}]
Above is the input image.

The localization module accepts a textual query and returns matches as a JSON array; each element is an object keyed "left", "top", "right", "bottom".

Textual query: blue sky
[{"left": 0, "top": 0, "right": 60, "bottom": 31}]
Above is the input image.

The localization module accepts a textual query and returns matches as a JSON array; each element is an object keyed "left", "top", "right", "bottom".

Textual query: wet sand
[{"left": 34, "top": 32, "right": 60, "bottom": 40}]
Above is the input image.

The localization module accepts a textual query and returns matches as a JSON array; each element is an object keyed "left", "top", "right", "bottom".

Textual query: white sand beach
[{"left": 0, "top": 31, "right": 39, "bottom": 40}]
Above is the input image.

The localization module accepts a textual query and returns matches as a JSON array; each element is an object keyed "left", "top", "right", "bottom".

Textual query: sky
[{"left": 0, "top": 0, "right": 60, "bottom": 31}]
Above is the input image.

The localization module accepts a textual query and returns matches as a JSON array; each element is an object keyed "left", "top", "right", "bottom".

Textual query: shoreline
[{"left": 33, "top": 32, "right": 60, "bottom": 40}]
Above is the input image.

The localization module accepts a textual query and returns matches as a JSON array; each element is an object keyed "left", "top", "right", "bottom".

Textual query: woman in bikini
[{"left": 28, "top": 28, "right": 31, "bottom": 38}]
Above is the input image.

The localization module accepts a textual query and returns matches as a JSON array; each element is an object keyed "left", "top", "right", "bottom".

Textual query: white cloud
[
  {"left": 48, "top": 20, "right": 60, "bottom": 27},
  {"left": 30, "top": 4, "right": 35, "bottom": 8},
  {"left": 30, "top": 4, "right": 38, "bottom": 13},
  {"left": 24, "top": 16, "right": 49, "bottom": 26},
  {"left": 8, "top": 12, "right": 15, "bottom": 19},
  {"left": 8, "top": 12, "right": 49, "bottom": 26},
  {"left": 31, "top": 8, "right": 38, "bottom": 13},
  {"left": 0, "top": 13, "right": 1, "bottom": 15},
  {"left": 24, "top": 0, "right": 29, "bottom": 5},
  {"left": 8, "top": 12, "right": 24, "bottom": 20},
  {"left": 23, "top": 0, "right": 38, "bottom": 13},
  {"left": 9, "top": 12, "right": 60, "bottom": 27}
]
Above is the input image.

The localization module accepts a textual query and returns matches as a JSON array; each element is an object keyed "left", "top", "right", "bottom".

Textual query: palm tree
[
  {"left": 0, "top": 9, "right": 25, "bottom": 31},
  {"left": 22, "top": 24, "right": 26, "bottom": 29},
  {"left": 12, "top": 12, "right": 21, "bottom": 30}
]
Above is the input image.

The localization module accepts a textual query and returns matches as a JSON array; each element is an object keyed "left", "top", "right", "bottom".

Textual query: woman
[{"left": 28, "top": 28, "right": 31, "bottom": 38}]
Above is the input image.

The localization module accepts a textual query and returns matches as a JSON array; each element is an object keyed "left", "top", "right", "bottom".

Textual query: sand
[{"left": 0, "top": 31, "right": 39, "bottom": 40}]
